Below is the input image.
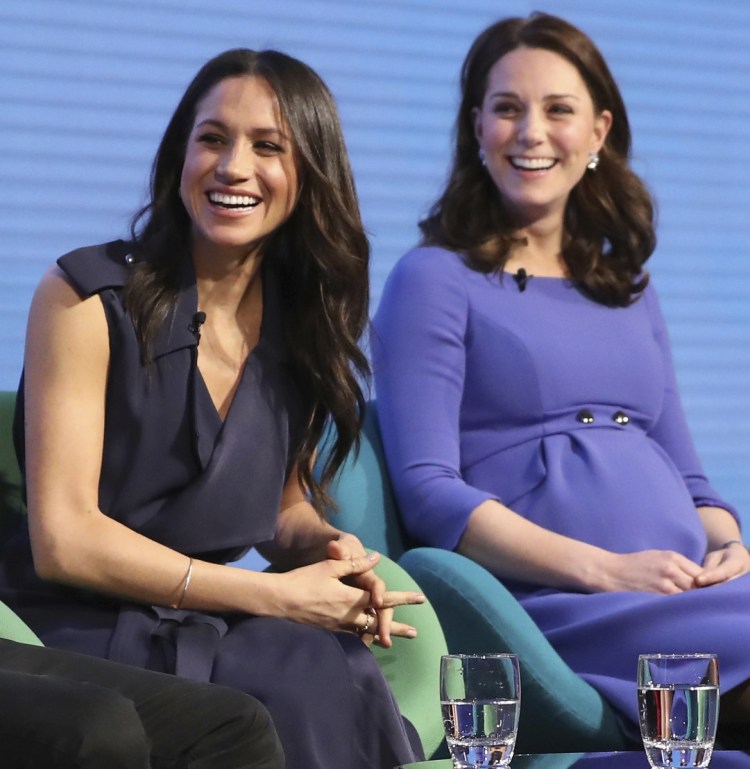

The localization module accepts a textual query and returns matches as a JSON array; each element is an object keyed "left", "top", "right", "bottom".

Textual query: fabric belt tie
[{"left": 109, "top": 603, "right": 229, "bottom": 682}]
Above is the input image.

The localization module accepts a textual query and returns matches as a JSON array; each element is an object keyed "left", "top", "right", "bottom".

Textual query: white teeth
[
  {"left": 208, "top": 192, "right": 260, "bottom": 207},
  {"left": 510, "top": 157, "right": 556, "bottom": 170}
]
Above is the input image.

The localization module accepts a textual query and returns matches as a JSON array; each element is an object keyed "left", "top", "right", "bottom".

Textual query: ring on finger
[{"left": 358, "top": 607, "right": 376, "bottom": 636}]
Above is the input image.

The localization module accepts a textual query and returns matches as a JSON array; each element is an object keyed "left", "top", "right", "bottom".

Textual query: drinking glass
[
  {"left": 440, "top": 653, "right": 521, "bottom": 768},
  {"left": 637, "top": 653, "right": 719, "bottom": 769}
]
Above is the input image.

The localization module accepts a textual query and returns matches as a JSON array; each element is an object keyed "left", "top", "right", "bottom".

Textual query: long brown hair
[
  {"left": 419, "top": 12, "right": 655, "bottom": 306},
  {"left": 125, "top": 49, "right": 370, "bottom": 514}
]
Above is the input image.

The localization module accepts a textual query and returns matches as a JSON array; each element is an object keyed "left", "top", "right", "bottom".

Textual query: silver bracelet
[{"left": 174, "top": 557, "right": 193, "bottom": 609}]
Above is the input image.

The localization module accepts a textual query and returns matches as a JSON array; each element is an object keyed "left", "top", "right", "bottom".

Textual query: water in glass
[
  {"left": 441, "top": 698, "right": 519, "bottom": 767},
  {"left": 638, "top": 684, "right": 719, "bottom": 768}
]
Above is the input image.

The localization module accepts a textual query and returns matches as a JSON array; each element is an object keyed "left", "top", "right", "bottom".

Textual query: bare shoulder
[
  {"left": 25, "top": 263, "right": 110, "bottom": 384},
  {"left": 32, "top": 264, "right": 88, "bottom": 309},
  {"left": 29, "top": 264, "right": 106, "bottom": 328}
]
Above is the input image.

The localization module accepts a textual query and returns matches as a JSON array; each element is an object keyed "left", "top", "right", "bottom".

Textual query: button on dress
[{"left": 373, "top": 246, "right": 750, "bottom": 736}]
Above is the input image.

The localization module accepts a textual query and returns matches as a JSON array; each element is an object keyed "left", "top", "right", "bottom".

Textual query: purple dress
[
  {"left": 1, "top": 240, "right": 421, "bottom": 769},
  {"left": 373, "top": 245, "right": 750, "bottom": 728}
]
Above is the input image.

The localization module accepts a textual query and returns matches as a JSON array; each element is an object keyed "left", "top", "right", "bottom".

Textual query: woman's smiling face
[
  {"left": 473, "top": 46, "right": 611, "bottom": 227},
  {"left": 179, "top": 75, "right": 299, "bottom": 263}
]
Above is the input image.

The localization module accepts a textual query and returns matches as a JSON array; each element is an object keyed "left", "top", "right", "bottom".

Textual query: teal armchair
[{"left": 322, "top": 400, "right": 633, "bottom": 754}]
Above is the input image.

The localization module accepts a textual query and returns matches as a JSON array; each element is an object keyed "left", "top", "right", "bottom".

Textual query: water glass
[
  {"left": 440, "top": 653, "right": 521, "bottom": 768},
  {"left": 637, "top": 653, "right": 719, "bottom": 769}
]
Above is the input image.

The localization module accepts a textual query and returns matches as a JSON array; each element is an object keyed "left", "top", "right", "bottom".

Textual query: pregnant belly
[{"left": 469, "top": 429, "right": 707, "bottom": 561}]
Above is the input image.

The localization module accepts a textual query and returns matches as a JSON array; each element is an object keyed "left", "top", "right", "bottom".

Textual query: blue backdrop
[{"left": 1, "top": 0, "right": 749, "bottom": 526}]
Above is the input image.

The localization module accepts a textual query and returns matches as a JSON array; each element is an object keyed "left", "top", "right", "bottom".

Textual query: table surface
[{"left": 400, "top": 750, "right": 750, "bottom": 769}]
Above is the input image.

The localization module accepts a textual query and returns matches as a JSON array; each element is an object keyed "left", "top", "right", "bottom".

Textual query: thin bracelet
[
  {"left": 720, "top": 539, "right": 744, "bottom": 550},
  {"left": 174, "top": 557, "right": 193, "bottom": 609}
]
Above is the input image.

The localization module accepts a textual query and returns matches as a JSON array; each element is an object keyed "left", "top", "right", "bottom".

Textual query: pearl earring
[{"left": 587, "top": 152, "right": 600, "bottom": 171}]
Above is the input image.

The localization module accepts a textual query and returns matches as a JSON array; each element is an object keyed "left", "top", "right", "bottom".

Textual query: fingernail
[
  {"left": 406, "top": 629, "right": 417, "bottom": 638},
  {"left": 368, "top": 553, "right": 379, "bottom": 561}
]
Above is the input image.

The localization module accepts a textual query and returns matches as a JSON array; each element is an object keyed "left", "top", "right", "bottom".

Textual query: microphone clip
[
  {"left": 513, "top": 268, "right": 530, "bottom": 292},
  {"left": 189, "top": 311, "right": 206, "bottom": 340}
]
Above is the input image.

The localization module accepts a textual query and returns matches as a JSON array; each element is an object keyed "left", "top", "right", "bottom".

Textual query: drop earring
[
  {"left": 587, "top": 152, "right": 600, "bottom": 171},
  {"left": 478, "top": 147, "right": 486, "bottom": 166}
]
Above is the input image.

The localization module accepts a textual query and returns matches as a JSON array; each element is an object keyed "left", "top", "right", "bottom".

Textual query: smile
[
  {"left": 509, "top": 157, "right": 557, "bottom": 171},
  {"left": 207, "top": 192, "right": 261, "bottom": 210}
]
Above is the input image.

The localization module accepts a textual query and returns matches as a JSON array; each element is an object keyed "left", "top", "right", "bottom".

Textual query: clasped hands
[
  {"left": 607, "top": 542, "right": 750, "bottom": 594},
  {"left": 281, "top": 534, "right": 425, "bottom": 647}
]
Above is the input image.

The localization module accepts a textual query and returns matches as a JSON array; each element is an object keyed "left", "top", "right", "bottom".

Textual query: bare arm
[
  {"left": 257, "top": 478, "right": 425, "bottom": 645},
  {"left": 23, "top": 268, "right": 423, "bottom": 636},
  {"left": 24, "top": 267, "right": 284, "bottom": 614}
]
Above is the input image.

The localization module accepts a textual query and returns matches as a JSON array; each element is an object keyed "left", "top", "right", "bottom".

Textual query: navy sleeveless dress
[{"left": 1, "top": 240, "right": 421, "bottom": 769}]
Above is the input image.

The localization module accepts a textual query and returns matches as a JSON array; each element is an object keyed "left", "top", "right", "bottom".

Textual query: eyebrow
[
  {"left": 488, "top": 91, "right": 581, "bottom": 101},
  {"left": 194, "top": 118, "right": 289, "bottom": 140}
]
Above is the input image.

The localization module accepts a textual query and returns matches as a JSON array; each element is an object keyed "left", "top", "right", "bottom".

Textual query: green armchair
[{"left": 321, "top": 400, "right": 632, "bottom": 754}]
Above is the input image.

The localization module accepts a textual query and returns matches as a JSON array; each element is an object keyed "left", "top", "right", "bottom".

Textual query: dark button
[
  {"left": 612, "top": 410, "right": 630, "bottom": 425},
  {"left": 124, "top": 253, "right": 135, "bottom": 265},
  {"left": 576, "top": 409, "right": 595, "bottom": 424}
]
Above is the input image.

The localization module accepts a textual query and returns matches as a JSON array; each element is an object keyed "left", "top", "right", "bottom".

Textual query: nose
[
  {"left": 216, "top": 141, "right": 252, "bottom": 182},
  {"left": 517, "top": 108, "right": 544, "bottom": 146}
]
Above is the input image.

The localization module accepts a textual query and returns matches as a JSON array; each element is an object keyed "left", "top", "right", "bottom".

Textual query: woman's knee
[
  {"left": 178, "top": 684, "right": 285, "bottom": 768},
  {"left": 67, "top": 686, "right": 150, "bottom": 769}
]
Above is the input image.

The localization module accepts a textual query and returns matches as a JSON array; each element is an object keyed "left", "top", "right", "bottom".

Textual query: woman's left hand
[
  {"left": 326, "top": 535, "right": 423, "bottom": 647},
  {"left": 696, "top": 541, "right": 750, "bottom": 587}
]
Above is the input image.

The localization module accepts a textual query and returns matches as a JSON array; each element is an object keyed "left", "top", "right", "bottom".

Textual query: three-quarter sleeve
[
  {"left": 372, "top": 248, "right": 496, "bottom": 550},
  {"left": 643, "top": 284, "right": 740, "bottom": 523}
]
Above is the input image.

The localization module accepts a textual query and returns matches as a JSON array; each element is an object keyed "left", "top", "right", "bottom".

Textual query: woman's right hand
[
  {"left": 275, "top": 553, "right": 424, "bottom": 640},
  {"left": 600, "top": 549, "right": 704, "bottom": 594}
]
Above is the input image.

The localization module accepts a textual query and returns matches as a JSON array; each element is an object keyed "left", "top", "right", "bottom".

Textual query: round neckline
[{"left": 500, "top": 270, "right": 569, "bottom": 281}]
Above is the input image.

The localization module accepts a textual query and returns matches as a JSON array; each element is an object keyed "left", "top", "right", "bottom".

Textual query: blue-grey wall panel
[{"left": 2, "top": 0, "right": 749, "bottom": 525}]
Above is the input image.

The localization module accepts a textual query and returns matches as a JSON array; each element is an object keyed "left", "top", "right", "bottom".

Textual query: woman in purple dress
[
  {"left": 2, "top": 49, "right": 425, "bottom": 768},
  {"left": 373, "top": 13, "right": 750, "bottom": 741}
]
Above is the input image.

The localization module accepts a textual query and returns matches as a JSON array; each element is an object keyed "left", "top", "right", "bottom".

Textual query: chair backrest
[
  {"left": 0, "top": 390, "right": 25, "bottom": 539},
  {"left": 318, "top": 402, "right": 449, "bottom": 758},
  {"left": 0, "top": 391, "right": 43, "bottom": 646},
  {"left": 323, "top": 400, "right": 412, "bottom": 559}
]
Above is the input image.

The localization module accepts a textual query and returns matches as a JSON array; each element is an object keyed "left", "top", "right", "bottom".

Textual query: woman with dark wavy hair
[
  {"left": 1, "top": 48, "right": 425, "bottom": 768},
  {"left": 374, "top": 12, "right": 750, "bottom": 742}
]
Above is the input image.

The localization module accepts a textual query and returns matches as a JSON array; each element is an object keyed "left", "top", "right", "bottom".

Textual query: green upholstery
[
  {"left": 323, "top": 401, "right": 633, "bottom": 754},
  {"left": 315, "top": 416, "right": 451, "bottom": 758},
  {"left": 0, "top": 391, "right": 43, "bottom": 646},
  {"left": 0, "top": 599, "right": 42, "bottom": 646},
  {"left": 369, "top": 555, "right": 448, "bottom": 760}
]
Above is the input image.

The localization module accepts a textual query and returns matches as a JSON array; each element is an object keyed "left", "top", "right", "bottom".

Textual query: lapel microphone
[
  {"left": 190, "top": 311, "right": 207, "bottom": 340},
  {"left": 513, "top": 268, "right": 530, "bottom": 292}
]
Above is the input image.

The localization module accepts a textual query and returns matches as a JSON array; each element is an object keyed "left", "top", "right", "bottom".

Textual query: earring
[
  {"left": 587, "top": 152, "right": 600, "bottom": 171},
  {"left": 478, "top": 147, "right": 486, "bottom": 166}
]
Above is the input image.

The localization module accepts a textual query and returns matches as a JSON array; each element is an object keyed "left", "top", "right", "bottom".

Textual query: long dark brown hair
[
  {"left": 420, "top": 12, "right": 656, "bottom": 306},
  {"left": 125, "top": 48, "right": 370, "bottom": 514}
]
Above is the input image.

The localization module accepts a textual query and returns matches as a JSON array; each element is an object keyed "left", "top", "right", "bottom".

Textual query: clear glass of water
[
  {"left": 637, "top": 653, "right": 719, "bottom": 769},
  {"left": 440, "top": 653, "right": 521, "bottom": 768}
]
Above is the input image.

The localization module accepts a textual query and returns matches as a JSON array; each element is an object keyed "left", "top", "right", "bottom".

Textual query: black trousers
[{"left": 0, "top": 638, "right": 284, "bottom": 769}]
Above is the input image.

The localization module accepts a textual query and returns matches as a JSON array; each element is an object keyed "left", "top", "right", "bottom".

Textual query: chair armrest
[
  {"left": 0, "top": 600, "right": 43, "bottom": 646},
  {"left": 399, "top": 548, "right": 629, "bottom": 753},
  {"left": 371, "top": 554, "right": 448, "bottom": 759}
]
